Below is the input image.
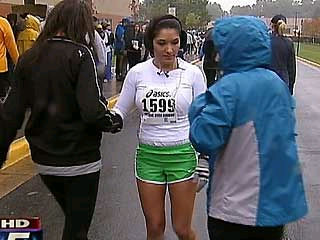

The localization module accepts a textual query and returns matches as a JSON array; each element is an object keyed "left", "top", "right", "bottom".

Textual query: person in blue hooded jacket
[
  {"left": 189, "top": 16, "right": 308, "bottom": 240},
  {"left": 114, "top": 18, "right": 129, "bottom": 81}
]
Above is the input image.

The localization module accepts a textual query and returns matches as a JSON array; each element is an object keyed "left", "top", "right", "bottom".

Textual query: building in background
[
  {"left": 0, "top": 0, "right": 132, "bottom": 30},
  {"left": 0, "top": 0, "right": 23, "bottom": 16},
  {"left": 37, "top": 0, "right": 132, "bottom": 29},
  {"left": 92, "top": 0, "right": 132, "bottom": 30}
]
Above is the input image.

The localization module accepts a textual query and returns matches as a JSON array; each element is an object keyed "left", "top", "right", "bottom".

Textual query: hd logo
[{"left": 0, "top": 218, "right": 42, "bottom": 240}]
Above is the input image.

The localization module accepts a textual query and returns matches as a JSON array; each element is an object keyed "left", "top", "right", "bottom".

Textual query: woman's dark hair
[
  {"left": 26, "top": 0, "right": 95, "bottom": 64},
  {"left": 6, "top": 13, "right": 17, "bottom": 26},
  {"left": 145, "top": 15, "right": 186, "bottom": 54}
]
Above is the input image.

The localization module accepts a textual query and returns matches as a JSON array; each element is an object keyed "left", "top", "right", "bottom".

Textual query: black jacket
[
  {"left": 270, "top": 35, "right": 296, "bottom": 94},
  {"left": 124, "top": 25, "right": 143, "bottom": 53},
  {"left": 0, "top": 37, "right": 115, "bottom": 167},
  {"left": 203, "top": 29, "right": 218, "bottom": 69}
]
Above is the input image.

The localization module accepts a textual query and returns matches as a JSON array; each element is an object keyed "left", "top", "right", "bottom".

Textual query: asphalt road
[
  {"left": 284, "top": 61, "right": 320, "bottom": 240},
  {"left": 0, "top": 61, "right": 319, "bottom": 240}
]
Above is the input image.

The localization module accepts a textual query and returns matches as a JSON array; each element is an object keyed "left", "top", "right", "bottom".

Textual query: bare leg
[
  {"left": 169, "top": 179, "right": 198, "bottom": 240},
  {"left": 137, "top": 179, "right": 167, "bottom": 240}
]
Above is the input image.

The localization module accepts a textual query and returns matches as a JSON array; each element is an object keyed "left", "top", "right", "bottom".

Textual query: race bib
[
  {"left": 141, "top": 88, "right": 177, "bottom": 124},
  {"left": 132, "top": 40, "right": 139, "bottom": 50}
]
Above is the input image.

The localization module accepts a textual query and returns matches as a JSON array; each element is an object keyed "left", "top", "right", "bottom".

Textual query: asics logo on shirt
[{"left": 146, "top": 90, "right": 171, "bottom": 98}]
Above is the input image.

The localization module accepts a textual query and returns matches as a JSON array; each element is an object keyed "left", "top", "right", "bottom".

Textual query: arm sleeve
[
  {"left": 192, "top": 67, "right": 207, "bottom": 99},
  {"left": 287, "top": 40, "right": 296, "bottom": 94},
  {"left": 0, "top": 62, "right": 26, "bottom": 166},
  {"left": 75, "top": 48, "right": 113, "bottom": 132},
  {"left": 189, "top": 80, "right": 235, "bottom": 156},
  {"left": 3, "top": 19, "right": 19, "bottom": 64},
  {"left": 199, "top": 44, "right": 204, "bottom": 59},
  {"left": 113, "top": 68, "right": 137, "bottom": 119},
  {"left": 115, "top": 25, "right": 122, "bottom": 41}
]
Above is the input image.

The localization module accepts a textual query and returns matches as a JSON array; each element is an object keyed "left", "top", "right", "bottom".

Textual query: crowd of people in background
[
  {"left": 0, "top": 8, "right": 220, "bottom": 97},
  {"left": 0, "top": 13, "right": 41, "bottom": 100},
  {"left": 1, "top": 9, "right": 297, "bottom": 98}
]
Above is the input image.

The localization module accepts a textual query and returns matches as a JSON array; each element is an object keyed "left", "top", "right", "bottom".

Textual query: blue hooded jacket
[
  {"left": 115, "top": 23, "right": 126, "bottom": 51},
  {"left": 189, "top": 16, "right": 307, "bottom": 226}
]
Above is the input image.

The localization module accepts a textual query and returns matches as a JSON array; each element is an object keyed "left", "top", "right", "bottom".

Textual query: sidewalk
[{"left": 102, "top": 78, "right": 122, "bottom": 100}]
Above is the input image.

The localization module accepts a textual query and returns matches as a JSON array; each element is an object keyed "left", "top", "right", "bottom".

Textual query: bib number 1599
[{"left": 142, "top": 98, "right": 175, "bottom": 113}]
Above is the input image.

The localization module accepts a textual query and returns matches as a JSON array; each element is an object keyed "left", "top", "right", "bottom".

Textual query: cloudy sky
[{"left": 210, "top": 0, "right": 257, "bottom": 11}]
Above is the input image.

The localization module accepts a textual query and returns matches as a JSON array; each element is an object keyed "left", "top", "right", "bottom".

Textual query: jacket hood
[
  {"left": 212, "top": 16, "right": 271, "bottom": 74},
  {"left": 25, "top": 15, "right": 40, "bottom": 33}
]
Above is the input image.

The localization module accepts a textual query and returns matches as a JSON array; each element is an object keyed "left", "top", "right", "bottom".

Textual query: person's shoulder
[
  {"left": 0, "top": 17, "right": 8, "bottom": 24},
  {"left": 0, "top": 17, "right": 11, "bottom": 30},
  {"left": 48, "top": 38, "right": 94, "bottom": 61},
  {"left": 94, "top": 30, "right": 103, "bottom": 40},
  {"left": 19, "top": 28, "right": 39, "bottom": 38},
  {"left": 284, "top": 36, "right": 294, "bottom": 45},
  {"left": 49, "top": 37, "right": 86, "bottom": 50},
  {"left": 284, "top": 35, "right": 293, "bottom": 41},
  {"left": 131, "top": 59, "right": 153, "bottom": 73},
  {"left": 179, "top": 58, "right": 201, "bottom": 73}
]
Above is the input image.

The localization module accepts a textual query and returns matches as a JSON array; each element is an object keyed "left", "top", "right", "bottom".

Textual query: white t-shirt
[{"left": 113, "top": 58, "right": 206, "bottom": 146}]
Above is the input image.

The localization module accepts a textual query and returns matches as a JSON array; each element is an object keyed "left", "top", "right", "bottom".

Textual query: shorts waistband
[{"left": 139, "top": 138, "right": 190, "bottom": 147}]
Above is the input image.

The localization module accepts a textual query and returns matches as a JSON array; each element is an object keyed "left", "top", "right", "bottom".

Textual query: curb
[
  {"left": 3, "top": 137, "right": 30, "bottom": 170},
  {"left": 297, "top": 56, "right": 320, "bottom": 68},
  {"left": 1, "top": 95, "right": 120, "bottom": 170},
  {"left": 107, "top": 94, "right": 119, "bottom": 109}
]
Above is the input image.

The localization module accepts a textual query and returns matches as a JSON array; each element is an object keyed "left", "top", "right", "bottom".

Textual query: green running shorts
[{"left": 135, "top": 142, "right": 197, "bottom": 184}]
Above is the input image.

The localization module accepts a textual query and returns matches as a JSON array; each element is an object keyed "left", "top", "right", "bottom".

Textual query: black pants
[
  {"left": 127, "top": 51, "right": 141, "bottom": 69},
  {"left": 0, "top": 71, "right": 9, "bottom": 98},
  {"left": 40, "top": 171, "right": 100, "bottom": 240},
  {"left": 208, "top": 217, "right": 284, "bottom": 240},
  {"left": 115, "top": 53, "right": 127, "bottom": 81},
  {"left": 204, "top": 68, "right": 217, "bottom": 88}
]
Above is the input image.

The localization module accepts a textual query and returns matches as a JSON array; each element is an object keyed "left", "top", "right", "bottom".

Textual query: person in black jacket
[
  {"left": 202, "top": 24, "right": 219, "bottom": 88},
  {"left": 125, "top": 23, "right": 143, "bottom": 68},
  {"left": 270, "top": 14, "right": 296, "bottom": 95},
  {"left": 0, "top": 1, "right": 122, "bottom": 239}
]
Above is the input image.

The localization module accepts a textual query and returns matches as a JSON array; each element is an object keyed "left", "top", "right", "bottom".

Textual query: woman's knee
[
  {"left": 172, "top": 223, "right": 193, "bottom": 239},
  {"left": 146, "top": 219, "right": 165, "bottom": 236}
]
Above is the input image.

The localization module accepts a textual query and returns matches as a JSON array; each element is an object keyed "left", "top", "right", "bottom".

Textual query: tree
[
  {"left": 228, "top": 0, "right": 319, "bottom": 18},
  {"left": 186, "top": 12, "right": 201, "bottom": 28},
  {"left": 139, "top": 0, "right": 168, "bottom": 21},
  {"left": 312, "top": 0, "right": 320, "bottom": 18},
  {"left": 139, "top": 0, "right": 209, "bottom": 27},
  {"left": 231, "top": 5, "right": 253, "bottom": 16},
  {"left": 206, "top": 2, "right": 224, "bottom": 20}
]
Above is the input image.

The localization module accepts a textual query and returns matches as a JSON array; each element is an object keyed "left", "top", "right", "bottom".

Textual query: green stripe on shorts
[{"left": 135, "top": 142, "right": 197, "bottom": 184}]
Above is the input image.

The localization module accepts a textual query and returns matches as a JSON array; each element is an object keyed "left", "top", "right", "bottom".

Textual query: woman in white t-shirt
[{"left": 113, "top": 15, "right": 206, "bottom": 240}]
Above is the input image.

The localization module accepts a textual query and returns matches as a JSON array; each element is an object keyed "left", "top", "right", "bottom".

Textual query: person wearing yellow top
[
  {"left": 17, "top": 14, "right": 40, "bottom": 55},
  {"left": 0, "top": 16, "right": 19, "bottom": 99}
]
